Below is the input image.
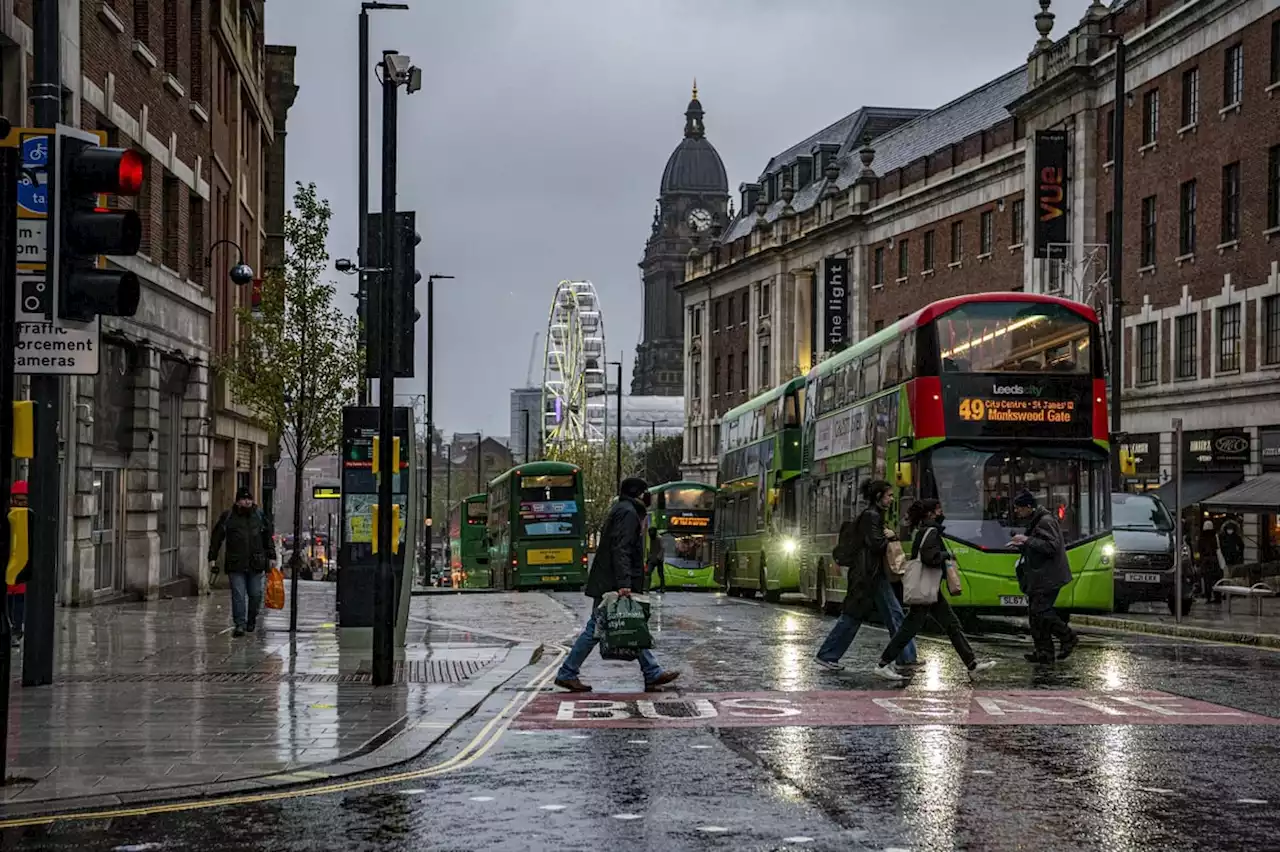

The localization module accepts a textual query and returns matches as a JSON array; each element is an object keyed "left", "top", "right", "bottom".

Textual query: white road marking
[
  {"left": 1055, "top": 777, "right": 1082, "bottom": 785},
  {"left": 1138, "top": 786, "right": 1174, "bottom": 794},
  {"left": 690, "top": 744, "right": 713, "bottom": 749},
  {"left": 783, "top": 838, "right": 815, "bottom": 845},
  {"left": 819, "top": 755, "right": 846, "bottom": 761},
  {"left": 395, "top": 789, "right": 428, "bottom": 795},
  {"left": 892, "top": 762, "right": 920, "bottom": 768},
  {"left": 568, "top": 734, "right": 590, "bottom": 740},
  {"left": 469, "top": 796, "right": 495, "bottom": 802},
  {"left": 612, "top": 813, "right": 643, "bottom": 820},
  {"left": 627, "top": 739, "right": 649, "bottom": 744},
  {"left": 698, "top": 826, "right": 729, "bottom": 833},
  {"left": 1236, "top": 798, "right": 1268, "bottom": 804},
  {"left": 971, "top": 770, "right": 996, "bottom": 775},
  {"left": 113, "top": 845, "right": 164, "bottom": 852},
  {"left": 539, "top": 804, "right": 567, "bottom": 811}
]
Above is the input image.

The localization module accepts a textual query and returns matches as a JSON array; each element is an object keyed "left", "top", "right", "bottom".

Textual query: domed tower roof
[{"left": 659, "top": 82, "right": 729, "bottom": 195}]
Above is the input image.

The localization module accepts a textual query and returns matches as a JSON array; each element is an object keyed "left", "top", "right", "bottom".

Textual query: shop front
[{"left": 1120, "top": 432, "right": 1162, "bottom": 492}]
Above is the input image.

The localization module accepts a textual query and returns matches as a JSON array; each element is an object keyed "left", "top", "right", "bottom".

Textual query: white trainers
[
  {"left": 814, "top": 657, "right": 844, "bottom": 672},
  {"left": 873, "top": 663, "right": 907, "bottom": 681},
  {"left": 968, "top": 660, "right": 998, "bottom": 681}
]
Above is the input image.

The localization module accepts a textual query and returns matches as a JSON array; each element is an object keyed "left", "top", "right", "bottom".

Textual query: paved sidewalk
[
  {"left": 0, "top": 582, "right": 563, "bottom": 816},
  {"left": 1075, "top": 596, "right": 1280, "bottom": 648}
]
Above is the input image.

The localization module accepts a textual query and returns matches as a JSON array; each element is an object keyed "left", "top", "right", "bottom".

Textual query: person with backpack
[
  {"left": 814, "top": 479, "right": 917, "bottom": 672},
  {"left": 208, "top": 486, "right": 276, "bottom": 637},
  {"left": 1009, "top": 489, "right": 1078, "bottom": 664},
  {"left": 874, "top": 499, "right": 996, "bottom": 681}
]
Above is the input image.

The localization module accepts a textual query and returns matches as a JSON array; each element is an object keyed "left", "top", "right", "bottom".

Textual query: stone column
[
  {"left": 794, "top": 268, "right": 815, "bottom": 376},
  {"left": 180, "top": 363, "right": 211, "bottom": 592},
  {"left": 125, "top": 347, "right": 161, "bottom": 598}
]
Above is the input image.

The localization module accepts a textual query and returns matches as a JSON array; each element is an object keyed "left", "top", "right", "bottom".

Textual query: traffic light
[
  {"left": 370, "top": 503, "right": 402, "bottom": 555},
  {"left": 12, "top": 401, "right": 33, "bottom": 459},
  {"left": 54, "top": 126, "right": 144, "bottom": 322},
  {"left": 371, "top": 436, "right": 401, "bottom": 476},
  {"left": 364, "top": 210, "right": 420, "bottom": 378}
]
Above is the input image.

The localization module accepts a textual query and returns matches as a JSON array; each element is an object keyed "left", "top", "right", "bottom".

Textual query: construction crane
[{"left": 526, "top": 331, "right": 542, "bottom": 387}]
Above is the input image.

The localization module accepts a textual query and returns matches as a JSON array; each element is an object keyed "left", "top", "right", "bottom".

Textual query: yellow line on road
[{"left": 0, "top": 646, "right": 567, "bottom": 830}]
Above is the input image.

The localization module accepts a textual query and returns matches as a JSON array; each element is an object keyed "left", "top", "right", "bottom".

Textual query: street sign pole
[
  {"left": 0, "top": 125, "right": 19, "bottom": 784},
  {"left": 1173, "top": 417, "right": 1184, "bottom": 625}
]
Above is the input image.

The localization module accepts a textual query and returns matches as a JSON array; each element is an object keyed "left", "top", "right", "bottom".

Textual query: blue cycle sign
[{"left": 18, "top": 134, "right": 49, "bottom": 217}]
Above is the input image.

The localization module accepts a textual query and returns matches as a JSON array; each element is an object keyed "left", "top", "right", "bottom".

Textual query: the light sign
[
  {"left": 670, "top": 515, "right": 711, "bottom": 528},
  {"left": 313, "top": 486, "right": 342, "bottom": 499},
  {"left": 956, "top": 397, "right": 1077, "bottom": 425}
]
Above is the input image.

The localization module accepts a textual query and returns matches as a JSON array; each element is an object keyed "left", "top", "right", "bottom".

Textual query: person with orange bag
[
  {"left": 208, "top": 487, "right": 276, "bottom": 637},
  {"left": 7, "top": 481, "right": 28, "bottom": 648}
]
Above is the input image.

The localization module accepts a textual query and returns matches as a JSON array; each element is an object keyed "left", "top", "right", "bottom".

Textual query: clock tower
[{"left": 632, "top": 84, "right": 729, "bottom": 397}]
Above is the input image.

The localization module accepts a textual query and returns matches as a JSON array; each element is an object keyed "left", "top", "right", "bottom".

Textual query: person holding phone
[{"left": 1009, "top": 490, "right": 1078, "bottom": 664}]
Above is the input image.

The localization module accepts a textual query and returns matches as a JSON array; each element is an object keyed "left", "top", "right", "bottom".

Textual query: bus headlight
[
  {"left": 782, "top": 537, "right": 798, "bottom": 554},
  {"left": 1101, "top": 543, "right": 1115, "bottom": 566}
]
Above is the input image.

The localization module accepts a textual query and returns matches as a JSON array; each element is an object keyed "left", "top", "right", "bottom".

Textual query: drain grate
[{"left": 58, "top": 659, "right": 491, "bottom": 685}]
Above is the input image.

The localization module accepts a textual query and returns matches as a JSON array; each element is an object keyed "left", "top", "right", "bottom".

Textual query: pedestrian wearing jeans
[
  {"left": 814, "top": 478, "right": 917, "bottom": 672},
  {"left": 208, "top": 487, "right": 276, "bottom": 637},
  {"left": 1009, "top": 489, "right": 1079, "bottom": 665},
  {"left": 555, "top": 477, "right": 681, "bottom": 693},
  {"left": 874, "top": 499, "right": 996, "bottom": 681}
]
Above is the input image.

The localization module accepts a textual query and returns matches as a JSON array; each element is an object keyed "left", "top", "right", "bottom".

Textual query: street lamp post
[
  {"left": 1102, "top": 29, "right": 1127, "bottom": 493},
  {"left": 357, "top": 2, "right": 410, "bottom": 407},
  {"left": 608, "top": 360, "right": 623, "bottom": 488},
  {"left": 636, "top": 418, "right": 670, "bottom": 483},
  {"left": 425, "top": 273, "right": 454, "bottom": 564}
]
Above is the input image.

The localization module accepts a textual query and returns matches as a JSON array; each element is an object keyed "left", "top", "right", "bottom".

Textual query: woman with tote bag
[{"left": 873, "top": 499, "right": 997, "bottom": 682}]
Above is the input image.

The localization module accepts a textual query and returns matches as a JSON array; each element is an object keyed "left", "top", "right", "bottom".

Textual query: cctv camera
[
  {"left": 229, "top": 262, "right": 255, "bottom": 286},
  {"left": 384, "top": 53, "right": 413, "bottom": 82}
]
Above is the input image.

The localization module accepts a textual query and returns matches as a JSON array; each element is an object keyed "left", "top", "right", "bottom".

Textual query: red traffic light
[
  {"left": 116, "top": 149, "right": 144, "bottom": 195},
  {"left": 66, "top": 145, "right": 146, "bottom": 197}
]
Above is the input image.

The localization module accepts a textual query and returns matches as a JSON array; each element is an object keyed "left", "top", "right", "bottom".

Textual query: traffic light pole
[
  {"left": 372, "top": 53, "right": 400, "bottom": 688},
  {"left": 25, "top": 0, "right": 63, "bottom": 688},
  {"left": 0, "top": 134, "right": 19, "bottom": 783},
  {"left": 357, "top": 9, "right": 370, "bottom": 406}
]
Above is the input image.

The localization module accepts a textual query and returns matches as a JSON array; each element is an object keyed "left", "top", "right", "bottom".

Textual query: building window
[
  {"left": 1221, "top": 161, "right": 1241, "bottom": 243},
  {"left": 726, "top": 354, "right": 735, "bottom": 393},
  {"left": 1138, "top": 322, "right": 1158, "bottom": 384},
  {"left": 1175, "top": 314, "right": 1197, "bottom": 379},
  {"left": 758, "top": 282, "right": 770, "bottom": 317},
  {"left": 728, "top": 295, "right": 735, "bottom": 325},
  {"left": 1140, "top": 195, "right": 1157, "bottom": 267},
  {"left": 1272, "top": 20, "right": 1280, "bottom": 86},
  {"left": 873, "top": 246, "right": 885, "bottom": 286},
  {"left": 1011, "top": 199, "right": 1025, "bottom": 245},
  {"left": 740, "top": 351, "right": 749, "bottom": 391},
  {"left": 1268, "top": 145, "right": 1280, "bottom": 230},
  {"left": 135, "top": 152, "right": 153, "bottom": 257},
  {"left": 979, "top": 210, "right": 994, "bottom": 255},
  {"left": 1142, "top": 89, "right": 1159, "bottom": 145},
  {"left": 712, "top": 357, "right": 720, "bottom": 395},
  {"left": 712, "top": 300, "right": 721, "bottom": 331},
  {"left": 691, "top": 307, "right": 702, "bottom": 337},
  {"left": 1223, "top": 42, "right": 1243, "bottom": 107},
  {"left": 691, "top": 356, "right": 701, "bottom": 399},
  {"left": 133, "top": 0, "right": 149, "bottom": 45},
  {"left": 190, "top": 1, "right": 205, "bottom": 103},
  {"left": 950, "top": 221, "right": 963, "bottom": 263},
  {"left": 1105, "top": 108, "right": 1115, "bottom": 162},
  {"left": 188, "top": 194, "right": 205, "bottom": 288},
  {"left": 873, "top": 319, "right": 885, "bottom": 333},
  {"left": 161, "top": 177, "right": 180, "bottom": 271},
  {"left": 1217, "top": 303, "right": 1241, "bottom": 373},
  {"left": 923, "top": 230, "right": 935, "bottom": 271},
  {"left": 163, "top": 1, "right": 179, "bottom": 74},
  {"left": 897, "top": 238, "right": 909, "bottom": 278},
  {"left": 1178, "top": 180, "right": 1197, "bottom": 256},
  {"left": 759, "top": 342, "right": 770, "bottom": 385},
  {"left": 1265, "top": 296, "right": 1280, "bottom": 366},
  {"left": 1181, "top": 67, "right": 1199, "bottom": 127},
  {"left": 741, "top": 293, "right": 749, "bottom": 324}
]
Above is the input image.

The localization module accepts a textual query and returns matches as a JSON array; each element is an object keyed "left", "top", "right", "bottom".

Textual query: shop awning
[
  {"left": 1199, "top": 473, "right": 1280, "bottom": 513},
  {"left": 1151, "top": 473, "right": 1242, "bottom": 509}
]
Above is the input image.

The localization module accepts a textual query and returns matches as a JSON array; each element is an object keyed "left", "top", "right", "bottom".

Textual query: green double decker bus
[
  {"left": 716, "top": 376, "right": 806, "bottom": 602},
  {"left": 447, "top": 494, "right": 490, "bottom": 588},
  {"left": 646, "top": 481, "right": 719, "bottom": 590},
  {"left": 797, "top": 292, "right": 1114, "bottom": 617},
  {"left": 487, "top": 460, "right": 587, "bottom": 590}
]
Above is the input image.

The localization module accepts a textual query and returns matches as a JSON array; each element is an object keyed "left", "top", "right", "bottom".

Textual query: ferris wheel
[{"left": 542, "top": 280, "right": 607, "bottom": 448}]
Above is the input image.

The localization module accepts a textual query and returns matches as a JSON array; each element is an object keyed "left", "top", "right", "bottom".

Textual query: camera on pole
[{"left": 53, "top": 126, "right": 145, "bottom": 323}]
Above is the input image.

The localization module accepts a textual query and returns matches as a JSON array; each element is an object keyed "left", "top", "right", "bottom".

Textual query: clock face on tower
[{"left": 686, "top": 208, "right": 712, "bottom": 232}]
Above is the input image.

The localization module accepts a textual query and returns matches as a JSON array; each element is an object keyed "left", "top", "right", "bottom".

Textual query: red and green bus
[
  {"left": 797, "top": 293, "right": 1114, "bottom": 616},
  {"left": 448, "top": 493, "right": 490, "bottom": 588},
  {"left": 487, "top": 460, "right": 587, "bottom": 590}
]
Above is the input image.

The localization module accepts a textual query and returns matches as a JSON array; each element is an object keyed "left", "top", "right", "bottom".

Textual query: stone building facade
[{"left": 0, "top": 1, "right": 296, "bottom": 603}]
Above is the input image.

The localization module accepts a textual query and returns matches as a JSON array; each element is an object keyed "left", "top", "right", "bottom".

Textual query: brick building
[{"left": 0, "top": 1, "right": 296, "bottom": 603}]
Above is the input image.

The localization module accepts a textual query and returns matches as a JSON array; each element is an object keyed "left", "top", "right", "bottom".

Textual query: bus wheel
[{"left": 759, "top": 562, "right": 781, "bottom": 604}]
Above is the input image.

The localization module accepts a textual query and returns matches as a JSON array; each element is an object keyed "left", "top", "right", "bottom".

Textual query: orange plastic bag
[{"left": 265, "top": 567, "right": 285, "bottom": 610}]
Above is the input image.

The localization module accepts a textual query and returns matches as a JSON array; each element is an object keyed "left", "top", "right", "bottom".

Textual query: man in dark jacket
[
  {"left": 1010, "top": 490, "right": 1078, "bottom": 664},
  {"left": 209, "top": 486, "right": 276, "bottom": 637},
  {"left": 555, "top": 477, "right": 680, "bottom": 693}
]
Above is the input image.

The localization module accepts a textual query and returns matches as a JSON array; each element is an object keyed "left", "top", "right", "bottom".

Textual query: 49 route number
[{"left": 958, "top": 398, "right": 987, "bottom": 421}]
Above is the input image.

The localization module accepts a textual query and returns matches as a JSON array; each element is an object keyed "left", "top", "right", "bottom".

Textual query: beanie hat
[
  {"left": 1013, "top": 490, "right": 1036, "bottom": 508},
  {"left": 235, "top": 486, "right": 254, "bottom": 502}
]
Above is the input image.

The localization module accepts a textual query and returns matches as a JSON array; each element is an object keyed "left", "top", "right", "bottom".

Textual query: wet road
[{"left": 4, "top": 591, "right": 1279, "bottom": 851}]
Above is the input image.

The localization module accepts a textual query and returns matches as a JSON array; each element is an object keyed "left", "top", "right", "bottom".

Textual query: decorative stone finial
[
  {"left": 1035, "top": 0, "right": 1056, "bottom": 51},
  {"left": 859, "top": 146, "right": 876, "bottom": 168},
  {"left": 755, "top": 193, "right": 769, "bottom": 217},
  {"left": 824, "top": 156, "right": 840, "bottom": 182},
  {"left": 692, "top": 78, "right": 698, "bottom": 100},
  {"left": 780, "top": 174, "right": 795, "bottom": 205}
]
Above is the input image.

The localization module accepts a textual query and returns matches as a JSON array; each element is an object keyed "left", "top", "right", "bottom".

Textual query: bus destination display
[
  {"left": 669, "top": 513, "right": 711, "bottom": 529},
  {"left": 941, "top": 375, "right": 1091, "bottom": 439}
]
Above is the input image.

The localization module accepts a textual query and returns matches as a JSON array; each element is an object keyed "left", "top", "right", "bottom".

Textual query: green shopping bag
[{"left": 600, "top": 595, "right": 654, "bottom": 653}]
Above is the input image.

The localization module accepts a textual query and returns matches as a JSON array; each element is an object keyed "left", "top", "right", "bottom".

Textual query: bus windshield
[
  {"left": 466, "top": 501, "right": 487, "bottom": 521},
  {"left": 664, "top": 487, "right": 715, "bottom": 511},
  {"left": 660, "top": 533, "right": 710, "bottom": 567},
  {"left": 925, "top": 445, "right": 1107, "bottom": 550},
  {"left": 937, "top": 302, "right": 1093, "bottom": 374},
  {"left": 518, "top": 474, "right": 579, "bottom": 537}
]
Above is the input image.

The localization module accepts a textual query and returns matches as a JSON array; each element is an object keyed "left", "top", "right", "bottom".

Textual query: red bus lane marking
[{"left": 513, "top": 690, "right": 1279, "bottom": 730}]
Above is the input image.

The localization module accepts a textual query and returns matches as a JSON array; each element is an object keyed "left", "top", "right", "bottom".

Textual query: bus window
[
  {"left": 883, "top": 341, "right": 902, "bottom": 386},
  {"left": 665, "top": 487, "right": 715, "bottom": 511},
  {"left": 863, "top": 351, "right": 881, "bottom": 396},
  {"left": 785, "top": 388, "right": 801, "bottom": 428},
  {"left": 935, "top": 301, "right": 1093, "bottom": 374},
  {"left": 518, "top": 474, "right": 579, "bottom": 536}
]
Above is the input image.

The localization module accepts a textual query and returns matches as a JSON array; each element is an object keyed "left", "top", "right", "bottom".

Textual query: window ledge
[
  {"left": 163, "top": 73, "right": 185, "bottom": 99},
  {"left": 1177, "top": 122, "right": 1198, "bottom": 137},
  {"left": 1263, "top": 226, "right": 1280, "bottom": 242},
  {"left": 895, "top": 276, "right": 908, "bottom": 285},
  {"left": 98, "top": 2, "right": 125, "bottom": 34},
  {"left": 871, "top": 282, "right": 885, "bottom": 291},
  {"left": 948, "top": 261, "right": 962, "bottom": 270},
  {"left": 1009, "top": 242, "right": 1025, "bottom": 252},
  {"left": 1217, "top": 239, "right": 1240, "bottom": 254},
  {"left": 132, "top": 40, "right": 158, "bottom": 69},
  {"left": 1139, "top": 141, "right": 1158, "bottom": 155},
  {"left": 1138, "top": 264, "right": 1156, "bottom": 277},
  {"left": 1216, "top": 368, "right": 1242, "bottom": 377},
  {"left": 977, "top": 252, "right": 992, "bottom": 262},
  {"left": 1268, "top": 81, "right": 1280, "bottom": 98},
  {"left": 1136, "top": 380, "right": 1159, "bottom": 388},
  {"left": 1175, "top": 252, "right": 1196, "bottom": 267},
  {"left": 189, "top": 102, "right": 209, "bottom": 124},
  {"left": 1219, "top": 102, "right": 1241, "bottom": 118},
  {"left": 1103, "top": 159, "right": 1114, "bottom": 172},
  {"left": 1174, "top": 374, "right": 1199, "bottom": 383},
  {"left": 922, "top": 269, "right": 935, "bottom": 278}
]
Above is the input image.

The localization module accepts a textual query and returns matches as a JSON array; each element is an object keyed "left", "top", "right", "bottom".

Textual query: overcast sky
[{"left": 265, "top": 0, "right": 1096, "bottom": 439}]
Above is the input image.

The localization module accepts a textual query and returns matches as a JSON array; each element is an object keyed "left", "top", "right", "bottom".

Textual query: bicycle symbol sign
[{"left": 18, "top": 135, "right": 49, "bottom": 217}]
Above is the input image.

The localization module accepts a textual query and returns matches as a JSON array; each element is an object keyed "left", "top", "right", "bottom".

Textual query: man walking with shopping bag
[
  {"left": 209, "top": 486, "right": 277, "bottom": 637},
  {"left": 554, "top": 477, "right": 681, "bottom": 693}
]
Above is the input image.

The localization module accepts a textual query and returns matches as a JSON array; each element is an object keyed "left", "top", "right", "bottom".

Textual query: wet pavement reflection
[{"left": 4, "top": 590, "right": 1278, "bottom": 851}]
